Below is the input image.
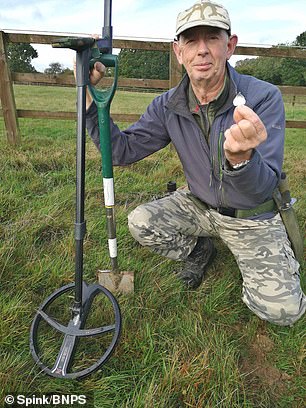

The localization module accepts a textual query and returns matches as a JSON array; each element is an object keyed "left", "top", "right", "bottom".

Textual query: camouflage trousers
[{"left": 128, "top": 189, "right": 305, "bottom": 326}]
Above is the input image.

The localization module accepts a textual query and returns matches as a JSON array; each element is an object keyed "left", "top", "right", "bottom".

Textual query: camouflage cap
[{"left": 176, "top": 0, "right": 231, "bottom": 36}]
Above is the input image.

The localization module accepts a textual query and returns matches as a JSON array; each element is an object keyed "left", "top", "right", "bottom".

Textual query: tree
[
  {"left": 294, "top": 31, "right": 306, "bottom": 46},
  {"left": 60, "top": 67, "right": 74, "bottom": 77},
  {"left": 44, "top": 62, "right": 65, "bottom": 75},
  {"left": 118, "top": 49, "right": 169, "bottom": 80},
  {"left": 235, "top": 31, "right": 306, "bottom": 86},
  {"left": 280, "top": 58, "right": 306, "bottom": 86},
  {"left": 7, "top": 43, "right": 38, "bottom": 73}
]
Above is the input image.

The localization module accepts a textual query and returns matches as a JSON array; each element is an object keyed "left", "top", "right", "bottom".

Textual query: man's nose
[{"left": 197, "top": 38, "right": 209, "bottom": 55}]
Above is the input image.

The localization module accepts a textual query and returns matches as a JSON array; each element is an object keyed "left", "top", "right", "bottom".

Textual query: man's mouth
[{"left": 193, "top": 62, "right": 212, "bottom": 71}]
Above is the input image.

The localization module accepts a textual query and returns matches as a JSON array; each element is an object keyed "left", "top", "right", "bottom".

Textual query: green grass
[
  {"left": 12, "top": 84, "right": 161, "bottom": 114},
  {"left": 0, "top": 86, "right": 305, "bottom": 407}
]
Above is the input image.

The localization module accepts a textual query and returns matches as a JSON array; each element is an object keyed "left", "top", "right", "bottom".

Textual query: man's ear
[
  {"left": 227, "top": 34, "right": 238, "bottom": 60},
  {"left": 173, "top": 41, "right": 183, "bottom": 65}
]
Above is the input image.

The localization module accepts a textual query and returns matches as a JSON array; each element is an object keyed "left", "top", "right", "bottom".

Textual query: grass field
[{"left": 0, "top": 85, "right": 305, "bottom": 407}]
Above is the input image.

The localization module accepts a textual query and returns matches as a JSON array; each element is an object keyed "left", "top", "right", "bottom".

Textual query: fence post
[
  {"left": 0, "top": 31, "right": 20, "bottom": 144},
  {"left": 169, "top": 42, "right": 183, "bottom": 89}
]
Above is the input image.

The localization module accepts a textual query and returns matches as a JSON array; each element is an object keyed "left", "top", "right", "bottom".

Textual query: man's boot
[{"left": 177, "top": 237, "right": 216, "bottom": 289}]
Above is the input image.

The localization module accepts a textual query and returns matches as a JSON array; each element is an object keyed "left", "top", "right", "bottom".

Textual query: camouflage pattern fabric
[
  {"left": 176, "top": 0, "right": 231, "bottom": 36},
  {"left": 128, "top": 189, "right": 305, "bottom": 326}
]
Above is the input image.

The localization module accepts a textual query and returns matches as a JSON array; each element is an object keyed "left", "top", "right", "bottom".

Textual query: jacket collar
[
  {"left": 166, "top": 62, "right": 240, "bottom": 117},
  {"left": 166, "top": 74, "right": 191, "bottom": 117}
]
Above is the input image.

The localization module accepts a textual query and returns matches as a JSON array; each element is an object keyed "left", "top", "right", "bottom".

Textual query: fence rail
[
  {"left": 11, "top": 72, "right": 169, "bottom": 90},
  {"left": 1, "top": 109, "right": 303, "bottom": 130},
  {"left": 4, "top": 32, "right": 306, "bottom": 58},
  {"left": 1, "top": 30, "right": 306, "bottom": 144}
]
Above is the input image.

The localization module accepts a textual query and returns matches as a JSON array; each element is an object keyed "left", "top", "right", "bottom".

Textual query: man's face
[{"left": 173, "top": 26, "right": 237, "bottom": 85}]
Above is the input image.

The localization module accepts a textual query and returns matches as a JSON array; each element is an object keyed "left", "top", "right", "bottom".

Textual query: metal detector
[{"left": 30, "top": 1, "right": 122, "bottom": 380}]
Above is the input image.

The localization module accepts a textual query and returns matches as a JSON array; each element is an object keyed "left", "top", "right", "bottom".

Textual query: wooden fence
[{"left": 1, "top": 30, "right": 306, "bottom": 144}]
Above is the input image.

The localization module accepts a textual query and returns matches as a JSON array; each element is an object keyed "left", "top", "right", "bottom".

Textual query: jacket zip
[{"left": 213, "top": 78, "right": 239, "bottom": 206}]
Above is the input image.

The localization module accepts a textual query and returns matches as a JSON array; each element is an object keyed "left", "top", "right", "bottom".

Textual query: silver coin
[{"left": 233, "top": 92, "right": 246, "bottom": 107}]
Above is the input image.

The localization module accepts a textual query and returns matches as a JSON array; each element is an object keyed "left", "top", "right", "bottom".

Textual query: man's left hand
[{"left": 224, "top": 105, "right": 267, "bottom": 166}]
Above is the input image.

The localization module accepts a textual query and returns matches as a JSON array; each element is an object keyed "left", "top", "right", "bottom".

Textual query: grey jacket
[{"left": 86, "top": 63, "right": 285, "bottom": 210}]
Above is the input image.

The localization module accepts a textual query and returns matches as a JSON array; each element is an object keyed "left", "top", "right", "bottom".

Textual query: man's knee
[
  {"left": 128, "top": 204, "right": 151, "bottom": 243},
  {"left": 243, "top": 290, "right": 306, "bottom": 326}
]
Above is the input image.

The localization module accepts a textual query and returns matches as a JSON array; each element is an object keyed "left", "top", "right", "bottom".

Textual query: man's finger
[
  {"left": 234, "top": 105, "right": 259, "bottom": 123},
  {"left": 233, "top": 105, "right": 266, "bottom": 137},
  {"left": 236, "top": 119, "right": 257, "bottom": 140},
  {"left": 94, "top": 61, "right": 106, "bottom": 73}
]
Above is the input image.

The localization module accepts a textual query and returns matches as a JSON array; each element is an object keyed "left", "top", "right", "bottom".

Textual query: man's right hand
[
  {"left": 73, "top": 48, "right": 106, "bottom": 110},
  {"left": 84, "top": 61, "right": 106, "bottom": 110},
  {"left": 90, "top": 61, "right": 106, "bottom": 86}
]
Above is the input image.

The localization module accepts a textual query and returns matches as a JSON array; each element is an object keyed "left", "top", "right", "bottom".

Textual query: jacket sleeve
[
  {"left": 86, "top": 94, "right": 171, "bottom": 165},
  {"left": 223, "top": 83, "right": 285, "bottom": 205}
]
